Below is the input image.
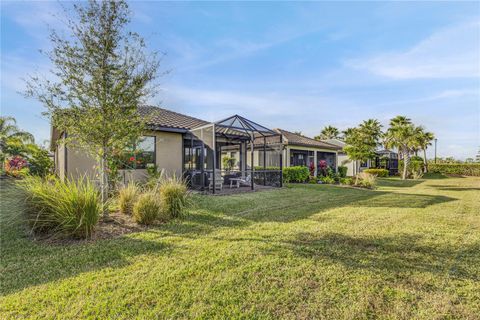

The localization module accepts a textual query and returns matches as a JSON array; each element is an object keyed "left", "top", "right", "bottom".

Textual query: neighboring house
[
  {"left": 372, "top": 149, "right": 399, "bottom": 175},
  {"left": 275, "top": 129, "right": 341, "bottom": 175},
  {"left": 324, "top": 138, "right": 399, "bottom": 176},
  {"left": 51, "top": 106, "right": 209, "bottom": 183},
  {"left": 323, "top": 138, "right": 357, "bottom": 176}
]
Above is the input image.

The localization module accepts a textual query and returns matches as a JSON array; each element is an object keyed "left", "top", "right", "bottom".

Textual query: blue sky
[{"left": 1, "top": 1, "right": 479, "bottom": 159}]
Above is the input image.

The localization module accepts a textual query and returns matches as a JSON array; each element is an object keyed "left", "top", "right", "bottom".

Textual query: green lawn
[{"left": 1, "top": 176, "right": 479, "bottom": 319}]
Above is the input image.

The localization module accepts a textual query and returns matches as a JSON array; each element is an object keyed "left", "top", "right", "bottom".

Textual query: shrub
[
  {"left": 399, "top": 159, "right": 425, "bottom": 178},
  {"left": 159, "top": 176, "right": 190, "bottom": 219},
  {"left": 25, "top": 144, "right": 53, "bottom": 177},
  {"left": 222, "top": 156, "right": 236, "bottom": 171},
  {"left": 18, "top": 176, "right": 100, "bottom": 239},
  {"left": 338, "top": 166, "right": 348, "bottom": 178},
  {"left": 309, "top": 162, "right": 315, "bottom": 176},
  {"left": 4, "top": 156, "right": 29, "bottom": 178},
  {"left": 429, "top": 164, "right": 480, "bottom": 176},
  {"left": 118, "top": 183, "right": 139, "bottom": 215},
  {"left": 254, "top": 166, "right": 280, "bottom": 171},
  {"left": 339, "top": 177, "right": 353, "bottom": 185},
  {"left": 283, "top": 166, "right": 309, "bottom": 183},
  {"left": 354, "top": 172, "right": 377, "bottom": 189},
  {"left": 363, "top": 168, "right": 389, "bottom": 177},
  {"left": 308, "top": 176, "right": 319, "bottom": 184},
  {"left": 318, "top": 160, "right": 329, "bottom": 177},
  {"left": 319, "top": 176, "right": 335, "bottom": 184},
  {"left": 412, "top": 171, "right": 423, "bottom": 180},
  {"left": 133, "top": 192, "right": 161, "bottom": 225}
]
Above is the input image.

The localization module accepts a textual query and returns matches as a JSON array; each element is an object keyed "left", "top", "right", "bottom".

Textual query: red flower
[{"left": 129, "top": 156, "right": 135, "bottom": 162}]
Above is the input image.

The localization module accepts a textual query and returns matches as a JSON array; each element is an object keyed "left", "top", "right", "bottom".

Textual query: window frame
[{"left": 119, "top": 135, "right": 156, "bottom": 170}]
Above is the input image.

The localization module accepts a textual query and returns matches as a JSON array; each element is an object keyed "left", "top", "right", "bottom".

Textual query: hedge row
[
  {"left": 429, "top": 163, "right": 480, "bottom": 176},
  {"left": 283, "top": 166, "right": 309, "bottom": 183},
  {"left": 363, "top": 168, "right": 389, "bottom": 177}
]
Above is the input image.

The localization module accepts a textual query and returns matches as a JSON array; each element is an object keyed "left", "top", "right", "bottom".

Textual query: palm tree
[
  {"left": 387, "top": 116, "right": 411, "bottom": 165},
  {"left": 415, "top": 128, "right": 435, "bottom": 173},
  {"left": 384, "top": 116, "right": 417, "bottom": 180},
  {"left": 314, "top": 125, "right": 340, "bottom": 140},
  {"left": 360, "top": 119, "right": 382, "bottom": 136},
  {"left": 0, "top": 116, "right": 34, "bottom": 156}
]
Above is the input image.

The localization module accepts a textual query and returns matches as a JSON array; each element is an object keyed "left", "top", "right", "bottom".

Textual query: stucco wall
[
  {"left": 55, "top": 142, "right": 66, "bottom": 180},
  {"left": 66, "top": 147, "right": 97, "bottom": 180},
  {"left": 153, "top": 131, "right": 183, "bottom": 177},
  {"left": 337, "top": 152, "right": 355, "bottom": 176},
  {"left": 54, "top": 130, "right": 183, "bottom": 182}
]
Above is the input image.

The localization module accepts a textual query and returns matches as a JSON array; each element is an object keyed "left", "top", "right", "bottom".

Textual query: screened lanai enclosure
[{"left": 183, "top": 115, "right": 283, "bottom": 194}]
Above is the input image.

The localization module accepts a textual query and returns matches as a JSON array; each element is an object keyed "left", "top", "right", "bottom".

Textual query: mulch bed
[{"left": 28, "top": 212, "right": 147, "bottom": 245}]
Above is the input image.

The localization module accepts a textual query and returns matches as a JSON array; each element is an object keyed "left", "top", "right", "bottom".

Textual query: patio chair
[
  {"left": 208, "top": 171, "right": 224, "bottom": 191},
  {"left": 238, "top": 174, "right": 252, "bottom": 187}
]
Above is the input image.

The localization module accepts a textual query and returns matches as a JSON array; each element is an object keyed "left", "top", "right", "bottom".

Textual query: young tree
[
  {"left": 314, "top": 125, "right": 340, "bottom": 140},
  {"left": 343, "top": 119, "right": 383, "bottom": 177},
  {"left": 26, "top": 1, "right": 160, "bottom": 217}
]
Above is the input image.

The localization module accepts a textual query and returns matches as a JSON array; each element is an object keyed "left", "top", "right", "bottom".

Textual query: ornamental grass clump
[
  {"left": 159, "top": 176, "right": 190, "bottom": 219},
  {"left": 118, "top": 183, "right": 139, "bottom": 215},
  {"left": 18, "top": 175, "right": 100, "bottom": 239},
  {"left": 354, "top": 172, "right": 377, "bottom": 189},
  {"left": 132, "top": 192, "right": 161, "bottom": 225}
]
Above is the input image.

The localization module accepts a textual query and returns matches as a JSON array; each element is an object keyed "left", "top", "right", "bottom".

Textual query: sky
[{"left": 1, "top": 1, "right": 479, "bottom": 160}]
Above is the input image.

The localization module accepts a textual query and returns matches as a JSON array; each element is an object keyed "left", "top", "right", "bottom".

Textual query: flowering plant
[
  {"left": 4, "top": 156, "right": 29, "bottom": 178},
  {"left": 309, "top": 161, "right": 315, "bottom": 176},
  {"left": 318, "top": 160, "right": 329, "bottom": 177}
]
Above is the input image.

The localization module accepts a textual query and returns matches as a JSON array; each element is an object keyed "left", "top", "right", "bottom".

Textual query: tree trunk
[
  {"left": 402, "top": 151, "right": 410, "bottom": 180},
  {"left": 100, "top": 148, "right": 109, "bottom": 219},
  {"left": 423, "top": 148, "right": 428, "bottom": 173}
]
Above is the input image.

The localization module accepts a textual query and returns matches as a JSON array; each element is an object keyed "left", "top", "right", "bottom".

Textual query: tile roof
[
  {"left": 323, "top": 138, "right": 347, "bottom": 148},
  {"left": 139, "top": 105, "right": 209, "bottom": 131},
  {"left": 275, "top": 129, "right": 341, "bottom": 150}
]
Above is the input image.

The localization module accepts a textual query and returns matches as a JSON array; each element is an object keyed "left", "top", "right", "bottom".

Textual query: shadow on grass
[
  {"left": 422, "top": 173, "right": 450, "bottom": 179},
  {"left": 156, "top": 211, "right": 249, "bottom": 238},
  {"left": 0, "top": 234, "right": 173, "bottom": 296},
  {"left": 272, "top": 232, "right": 480, "bottom": 281},
  {"left": 0, "top": 181, "right": 174, "bottom": 297},
  {"left": 428, "top": 185, "right": 480, "bottom": 191},
  {"left": 0, "top": 180, "right": 459, "bottom": 296},
  {"left": 216, "top": 187, "right": 456, "bottom": 223}
]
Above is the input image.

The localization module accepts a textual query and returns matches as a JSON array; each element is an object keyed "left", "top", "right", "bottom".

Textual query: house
[
  {"left": 53, "top": 106, "right": 383, "bottom": 190},
  {"left": 274, "top": 129, "right": 341, "bottom": 176},
  {"left": 51, "top": 106, "right": 284, "bottom": 192},
  {"left": 323, "top": 138, "right": 399, "bottom": 176},
  {"left": 323, "top": 138, "right": 358, "bottom": 176},
  {"left": 51, "top": 106, "right": 209, "bottom": 183}
]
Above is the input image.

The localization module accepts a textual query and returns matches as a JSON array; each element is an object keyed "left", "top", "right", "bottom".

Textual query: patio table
[{"left": 229, "top": 178, "right": 242, "bottom": 188}]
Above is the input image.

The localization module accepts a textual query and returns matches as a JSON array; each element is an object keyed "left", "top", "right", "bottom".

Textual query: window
[
  {"left": 308, "top": 151, "right": 314, "bottom": 167},
  {"left": 118, "top": 136, "right": 155, "bottom": 169}
]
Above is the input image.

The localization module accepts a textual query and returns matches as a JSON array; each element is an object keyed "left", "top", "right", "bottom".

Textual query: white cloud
[
  {"left": 372, "top": 88, "right": 479, "bottom": 108},
  {"left": 170, "top": 28, "right": 322, "bottom": 72},
  {"left": 346, "top": 21, "right": 480, "bottom": 79},
  {"left": 163, "top": 85, "right": 358, "bottom": 117},
  {"left": 4, "top": 1, "right": 67, "bottom": 41}
]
